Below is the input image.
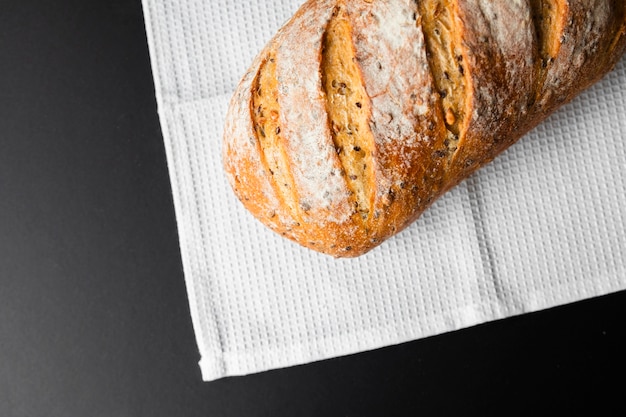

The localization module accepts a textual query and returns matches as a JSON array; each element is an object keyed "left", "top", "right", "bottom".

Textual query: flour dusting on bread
[{"left": 223, "top": 0, "right": 626, "bottom": 257}]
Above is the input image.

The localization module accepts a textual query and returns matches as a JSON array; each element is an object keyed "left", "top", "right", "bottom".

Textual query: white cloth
[{"left": 141, "top": 0, "right": 626, "bottom": 381}]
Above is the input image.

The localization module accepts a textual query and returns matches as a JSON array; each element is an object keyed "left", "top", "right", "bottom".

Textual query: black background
[{"left": 1, "top": 1, "right": 625, "bottom": 416}]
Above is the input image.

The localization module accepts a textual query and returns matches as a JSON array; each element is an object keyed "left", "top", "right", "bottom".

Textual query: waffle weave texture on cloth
[{"left": 141, "top": 0, "right": 626, "bottom": 381}]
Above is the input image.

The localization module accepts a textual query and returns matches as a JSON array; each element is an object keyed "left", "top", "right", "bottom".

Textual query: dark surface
[{"left": 1, "top": 1, "right": 625, "bottom": 416}]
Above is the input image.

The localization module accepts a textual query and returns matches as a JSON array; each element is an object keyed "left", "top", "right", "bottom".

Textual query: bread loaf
[{"left": 223, "top": 0, "right": 626, "bottom": 258}]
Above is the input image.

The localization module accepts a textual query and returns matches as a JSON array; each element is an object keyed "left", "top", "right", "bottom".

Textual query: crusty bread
[{"left": 223, "top": 0, "right": 626, "bottom": 258}]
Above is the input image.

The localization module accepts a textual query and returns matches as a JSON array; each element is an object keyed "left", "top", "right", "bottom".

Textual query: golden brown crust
[{"left": 223, "top": 0, "right": 626, "bottom": 257}]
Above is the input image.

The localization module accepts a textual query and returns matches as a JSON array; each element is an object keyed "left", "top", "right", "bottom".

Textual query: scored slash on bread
[{"left": 223, "top": 0, "right": 626, "bottom": 258}]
